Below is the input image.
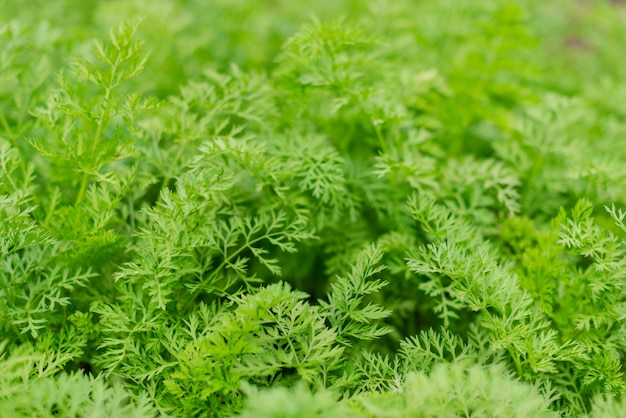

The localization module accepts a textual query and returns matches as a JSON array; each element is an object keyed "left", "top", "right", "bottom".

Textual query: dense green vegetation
[{"left": 2, "top": 0, "right": 626, "bottom": 416}]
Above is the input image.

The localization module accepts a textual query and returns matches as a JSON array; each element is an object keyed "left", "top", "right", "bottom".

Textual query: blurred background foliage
[{"left": 2, "top": 0, "right": 625, "bottom": 98}]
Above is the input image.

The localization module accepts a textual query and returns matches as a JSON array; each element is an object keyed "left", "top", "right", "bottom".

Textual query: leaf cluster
[{"left": 2, "top": 0, "right": 626, "bottom": 417}]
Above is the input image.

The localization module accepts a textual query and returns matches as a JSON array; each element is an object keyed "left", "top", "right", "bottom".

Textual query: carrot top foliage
[{"left": 2, "top": 0, "right": 626, "bottom": 416}]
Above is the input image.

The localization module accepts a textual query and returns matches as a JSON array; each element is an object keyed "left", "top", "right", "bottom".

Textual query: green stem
[
  {"left": 75, "top": 121, "right": 105, "bottom": 206},
  {"left": 0, "top": 110, "right": 15, "bottom": 139},
  {"left": 374, "top": 123, "right": 397, "bottom": 185},
  {"left": 75, "top": 173, "right": 90, "bottom": 206},
  {"left": 508, "top": 346, "right": 523, "bottom": 376},
  {"left": 159, "top": 143, "right": 187, "bottom": 194},
  {"left": 374, "top": 123, "right": 389, "bottom": 155},
  {"left": 520, "top": 153, "right": 544, "bottom": 211}
]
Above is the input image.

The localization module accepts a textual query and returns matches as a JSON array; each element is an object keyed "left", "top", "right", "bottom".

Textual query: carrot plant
[{"left": 2, "top": 0, "right": 626, "bottom": 416}]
